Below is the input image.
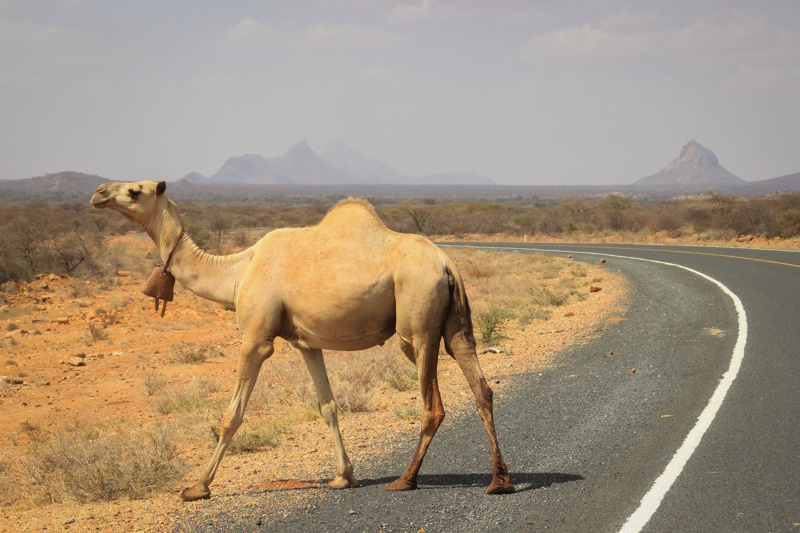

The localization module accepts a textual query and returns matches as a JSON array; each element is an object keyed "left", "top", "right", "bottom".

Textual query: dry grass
[
  {"left": 151, "top": 378, "right": 221, "bottom": 415},
  {"left": 453, "top": 248, "right": 596, "bottom": 343},
  {"left": 0, "top": 421, "right": 188, "bottom": 506},
  {"left": 211, "top": 420, "right": 289, "bottom": 455},
  {"left": 170, "top": 342, "right": 226, "bottom": 364}
]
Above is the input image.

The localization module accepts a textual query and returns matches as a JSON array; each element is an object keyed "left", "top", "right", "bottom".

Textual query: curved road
[{"left": 178, "top": 243, "right": 800, "bottom": 532}]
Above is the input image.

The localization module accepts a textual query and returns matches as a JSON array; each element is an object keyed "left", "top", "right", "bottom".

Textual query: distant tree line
[{"left": 2, "top": 192, "right": 799, "bottom": 284}]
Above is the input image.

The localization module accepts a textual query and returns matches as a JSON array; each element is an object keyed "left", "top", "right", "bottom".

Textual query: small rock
[
  {"left": 348, "top": 509, "right": 357, "bottom": 515},
  {"left": 68, "top": 357, "right": 86, "bottom": 367},
  {"left": 479, "top": 347, "right": 503, "bottom": 354},
  {"left": 589, "top": 286, "right": 602, "bottom": 293},
  {"left": 54, "top": 317, "right": 70, "bottom": 325},
  {"left": 564, "top": 311, "right": 575, "bottom": 317},
  {"left": 117, "top": 270, "right": 132, "bottom": 277},
  {"left": 49, "top": 274, "right": 57, "bottom": 281},
  {"left": 599, "top": 259, "right": 606, "bottom": 263}
]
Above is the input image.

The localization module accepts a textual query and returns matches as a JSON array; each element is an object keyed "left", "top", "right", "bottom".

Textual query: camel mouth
[{"left": 90, "top": 196, "right": 111, "bottom": 208}]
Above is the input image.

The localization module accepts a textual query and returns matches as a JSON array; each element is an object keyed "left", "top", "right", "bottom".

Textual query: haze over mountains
[
  {"left": 1, "top": 139, "right": 799, "bottom": 203},
  {"left": 181, "top": 139, "right": 496, "bottom": 186}
]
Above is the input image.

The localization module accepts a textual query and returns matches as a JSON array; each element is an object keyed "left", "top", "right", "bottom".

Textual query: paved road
[{"left": 177, "top": 243, "right": 800, "bottom": 532}]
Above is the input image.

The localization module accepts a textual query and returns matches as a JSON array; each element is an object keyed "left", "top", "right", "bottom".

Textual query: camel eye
[{"left": 128, "top": 189, "right": 142, "bottom": 200}]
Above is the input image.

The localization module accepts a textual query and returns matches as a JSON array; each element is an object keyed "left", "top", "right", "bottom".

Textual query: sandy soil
[{"left": 0, "top": 236, "right": 628, "bottom": 532}]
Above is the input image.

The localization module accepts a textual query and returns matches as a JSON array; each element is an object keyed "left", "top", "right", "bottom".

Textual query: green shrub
[{"left": 474, "top": 307, "right": 515, "bottom": 344}]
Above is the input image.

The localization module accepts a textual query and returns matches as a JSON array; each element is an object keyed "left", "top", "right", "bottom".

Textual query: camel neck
[{"left": 146, "top": 202, "right": 253, "bottom": 308}]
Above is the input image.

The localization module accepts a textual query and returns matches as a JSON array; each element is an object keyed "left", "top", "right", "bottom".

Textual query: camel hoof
[
  {"left": 180, "top": 483, "right": 211, "bottom": 501},
  {"left": 486, "top": 479, "right": 515, "bottom": 495},
  {"left": 385, "top": 477, "right": 417, "bottom": 491},
  {"left": 328, "top": 475, "right": 359, "bottom": 489}
]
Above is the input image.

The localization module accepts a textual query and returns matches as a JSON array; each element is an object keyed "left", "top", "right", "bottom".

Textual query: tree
[{"left": 399, "top": 205, "right": 431, "bottom": 234}]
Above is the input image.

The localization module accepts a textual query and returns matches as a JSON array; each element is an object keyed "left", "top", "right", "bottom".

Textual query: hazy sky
[{"left": 2, "top": 1, "right": 799, "bottom": 185}]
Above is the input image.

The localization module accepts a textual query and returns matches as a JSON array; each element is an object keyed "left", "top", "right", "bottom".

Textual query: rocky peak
[
  {"left": 665, "top": 140, "right": 719, "bottom": 172},
  {"left": 635, "top": 140, "right": 744, "bottom": 190}
]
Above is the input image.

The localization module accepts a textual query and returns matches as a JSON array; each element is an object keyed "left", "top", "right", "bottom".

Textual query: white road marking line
[{"left": 442, "top": 244, "right": 748, "bottom": 533}]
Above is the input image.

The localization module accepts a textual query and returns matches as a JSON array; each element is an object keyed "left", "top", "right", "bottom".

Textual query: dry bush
[
  {"left": 171, "top": 342, "right": 225, "bottom": 364},
  {"left": 210, "top": 420, "right": 288, "bottom": 454},
  {"left": 247, "top": 341, "right": 417, "bottom": 421},
  {"left": 143, "top": 370, "right": 168, "bottom": 396},
  {"left": 0, "top": 421, "right": 187, "bottom": 506},
  {"left": 393, "top": 406, "right": 421, "bottom": 420},
  {"left": 151, "top": 378, "right": 221, "bottom": 415}
]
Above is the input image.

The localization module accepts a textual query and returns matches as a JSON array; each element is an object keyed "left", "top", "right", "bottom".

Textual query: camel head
[{"left": 91, "top": 180, "right": 168, "bottom": 224}]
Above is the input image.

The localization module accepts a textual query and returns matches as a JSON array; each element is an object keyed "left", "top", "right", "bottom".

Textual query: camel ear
[{"left": 156, "top": 181, "right": 166, "bottom": 196}]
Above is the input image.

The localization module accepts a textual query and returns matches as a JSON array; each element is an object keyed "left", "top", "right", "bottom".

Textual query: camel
[{"left": 90, "top": 180, "right": 515, "bottom": 501}]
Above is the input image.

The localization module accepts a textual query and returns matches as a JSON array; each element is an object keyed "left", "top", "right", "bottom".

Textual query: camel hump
[{"left": 318, "top": 198, "right": 388, "bottom": 232}]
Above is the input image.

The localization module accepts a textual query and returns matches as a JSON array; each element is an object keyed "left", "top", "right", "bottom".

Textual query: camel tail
[{"left": 444, "top": 259, "right": 476, "bottom": 352}]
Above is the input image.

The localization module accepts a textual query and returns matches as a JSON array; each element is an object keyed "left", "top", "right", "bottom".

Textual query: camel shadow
[
  {"left": 359, "top": 472, "right": 583, "bottom": 493},
  {"left": 249, "top": 472, "right": 582, "bottom": 494}
]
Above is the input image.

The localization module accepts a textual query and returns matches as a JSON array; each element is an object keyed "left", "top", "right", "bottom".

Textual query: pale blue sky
[{"left": 1, "top": 0, "right": 798, "bottom": 184}]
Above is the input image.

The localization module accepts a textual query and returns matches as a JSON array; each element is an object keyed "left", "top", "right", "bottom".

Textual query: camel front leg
[
  {"left": 386, "top": 337, "right": 445, "bottom": 491},
  {"left": 298, "top": 347, "right": 359, "bottom": 489},
  {"left": 181, "top": 340, "right": 273, "bottom": 501}
]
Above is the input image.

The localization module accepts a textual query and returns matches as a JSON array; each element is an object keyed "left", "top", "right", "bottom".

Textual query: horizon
[{"left": 1, "top": 1, "right": 799, "bottom": 185}]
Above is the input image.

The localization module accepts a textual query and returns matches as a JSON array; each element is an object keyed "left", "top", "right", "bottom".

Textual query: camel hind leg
[
  {"left": 386, "top": 335, "right": 445, "bottom": 491},
  {"left": 298, "top": 347, "right": 359, "bottom": 489},
  {"left": 444, "top": 316, "right": 515, "bottom": 494}
]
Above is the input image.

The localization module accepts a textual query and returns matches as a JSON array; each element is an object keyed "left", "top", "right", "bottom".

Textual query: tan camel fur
[{"left": 91, "top": 180, "right": 515, "bottom": 500}]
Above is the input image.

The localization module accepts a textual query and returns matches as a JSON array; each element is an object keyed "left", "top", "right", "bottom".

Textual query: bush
[
  {"left": 151, "top": 379, "right": 221, "bottom": 414},
  {"left": 210, "top": 421, "right": 287, "bottom": 454},
  {"left": 171, "top": 342, "right": 225, "bottom": 364},
  {"left": 1, "top": 421, "right": 188, "bottom": 505},
  {"left": 474, "top": 307, "right": 514, "bottom": 344}
]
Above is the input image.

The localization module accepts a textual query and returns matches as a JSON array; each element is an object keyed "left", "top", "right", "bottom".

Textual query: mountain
[
  {"left": 268, "top": 139, "right": 359, "bottom": 185},
  {"left": 321, "top": 139, "right": 410, "bottom": 184},
  {"left": 0, "top": 171, "right": 108, "bottom": 191},
  {"left": 206, "top": 140, "right": 361, "bottom": 185},
  {"left": 634, "top": 140, "right": 745, "bottom": 190},
  {"left": 736, "top": 172, "right": 800, "bottom": 194},
  {"left": 208, "top": 154, "right": 292, "bottom": 185},
  {"left": 0, "top": 171, "right": 110, "bottom": 202},
  {"left": 180, "top": 172, "right": 209, "bottom": 184},
  {"left": 417, "top": 172, "right": 495, "bottom": 185}
]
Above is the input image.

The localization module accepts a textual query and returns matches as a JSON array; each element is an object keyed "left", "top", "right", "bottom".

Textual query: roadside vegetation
[{"left": 2, "top": 192, "right": 799, "bottom": 285}]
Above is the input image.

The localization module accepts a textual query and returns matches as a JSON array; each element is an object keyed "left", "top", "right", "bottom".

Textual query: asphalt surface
[{"left": 176, "top": 243, "right": 800, "bottom": 532}]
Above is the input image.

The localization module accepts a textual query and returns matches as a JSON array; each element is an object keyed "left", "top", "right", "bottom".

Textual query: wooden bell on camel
[
  {"left": 141, "top": 229, "right": 184, "bottom": 317},
  {"left": 141, "top": 267, "right": 176, "bottom": 317}
]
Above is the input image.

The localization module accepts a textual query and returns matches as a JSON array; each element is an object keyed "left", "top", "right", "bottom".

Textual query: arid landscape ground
[{"left": 0, "top": 232, "right": 627, "bottom": 532}]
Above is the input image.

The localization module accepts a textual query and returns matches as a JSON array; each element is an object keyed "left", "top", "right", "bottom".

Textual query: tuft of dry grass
[
  {"left": 151, "top": 378, "right": 221, "bottom": 415},
  {"left": 0, "top": 421, "right": 188, "bottom": 506},
  {"left": 210, "top": 421, "right": 289, "bottom": 454},
  {"left": 143, "top": 370, "right": 168, "bottom": 396},
  {"left": 170, "top": 342, "right": 226, "bottom": 364}
]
